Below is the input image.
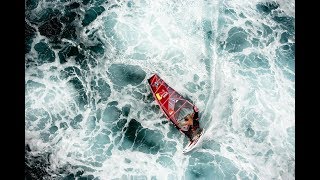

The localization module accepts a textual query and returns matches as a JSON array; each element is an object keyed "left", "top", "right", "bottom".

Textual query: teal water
[{"left": 25, "top": 0, "right": 295, "bottom": 179}]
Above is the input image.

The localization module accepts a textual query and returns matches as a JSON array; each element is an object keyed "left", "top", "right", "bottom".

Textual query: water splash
[{"left": 25, "top": 0, "right": 294, "bottom": 179}]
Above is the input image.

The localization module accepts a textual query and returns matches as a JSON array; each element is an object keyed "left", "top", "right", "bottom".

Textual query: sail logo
[
  {"left": 152, "top": 79, "right": 161, "bottom": 89},
  {"left": 156, "top": 93, "right": 162, "bottom": 100},
  {"left": 156, "top": 90, "right": 168, "bottom": 100},
  {"left": 162, "top": 91, "right": 168, "bottom": 98}
]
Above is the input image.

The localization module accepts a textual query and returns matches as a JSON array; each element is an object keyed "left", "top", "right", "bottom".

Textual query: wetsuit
[{"left": 184, "top": 108, "right": 200, "bottom": 141}]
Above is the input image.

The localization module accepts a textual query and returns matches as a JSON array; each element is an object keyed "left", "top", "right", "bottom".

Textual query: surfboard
[
  {"left": 182, "top": 128, "right": 205, "bottom": 153},
  {"left": 147, "top": 74, "right": 203, "bottom": 153}
]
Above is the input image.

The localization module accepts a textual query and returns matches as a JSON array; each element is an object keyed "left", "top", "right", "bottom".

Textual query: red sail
[{"left": 147, "top": 74, "right": 197, "bottom": 131}]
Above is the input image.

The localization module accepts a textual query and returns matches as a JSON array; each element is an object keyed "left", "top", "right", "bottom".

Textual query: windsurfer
[{"left": 179, "top": 108, "right": 200, "bottom": 141}]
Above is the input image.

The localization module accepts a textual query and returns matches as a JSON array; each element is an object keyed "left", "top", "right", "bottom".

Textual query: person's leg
[
  {"left": 191, "top": 121, "right": 202, "bottom": 139},
  {"left": 193, "top": 111, "right": 199, "bottom": 120},
  {"left": 184, "top": 129, "right": 194, "bottom": 141},
  {"left": 193, "top": 120, "right": 199, "bottom": 129}
]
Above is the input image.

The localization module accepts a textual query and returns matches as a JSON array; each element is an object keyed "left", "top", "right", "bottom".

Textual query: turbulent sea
[{"left": 25, "top": 0, "right": 295, "bottom": 179}]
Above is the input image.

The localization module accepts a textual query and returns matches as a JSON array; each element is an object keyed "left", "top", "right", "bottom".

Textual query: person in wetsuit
[{"left": 179, "top": 107, "right": 200, "bottom": 141}]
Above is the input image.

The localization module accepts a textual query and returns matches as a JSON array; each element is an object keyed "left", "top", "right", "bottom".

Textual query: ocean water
[{"left": 25, "top": 0, "right": 295, "bottom": 179}]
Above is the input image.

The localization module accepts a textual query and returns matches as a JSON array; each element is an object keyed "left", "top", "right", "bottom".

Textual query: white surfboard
[{"left": 182, "top": 128, "right": 205, "bottom": 154}]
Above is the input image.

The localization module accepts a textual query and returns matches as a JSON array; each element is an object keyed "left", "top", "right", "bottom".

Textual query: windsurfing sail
[{"left": 147, "top": 74, "right": 199, "bottom": 136}]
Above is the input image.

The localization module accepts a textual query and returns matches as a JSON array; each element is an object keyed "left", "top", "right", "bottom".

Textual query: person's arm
[
  {"left": 179, "top": 118, "right": 193, "bottom": 126},
  {"left": 193, "top": 106, "right": 199, "bottom": 112},
  {"left": 193, "top": 106, "right": 199, "bottom": 120},
  {"left": 193, "top": 111, "right": 199, "bottom": 120}
]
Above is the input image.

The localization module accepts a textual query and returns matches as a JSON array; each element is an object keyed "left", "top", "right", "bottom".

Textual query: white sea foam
[{"left": 25, "top": 0, "right": 294, "bottom": 179}]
